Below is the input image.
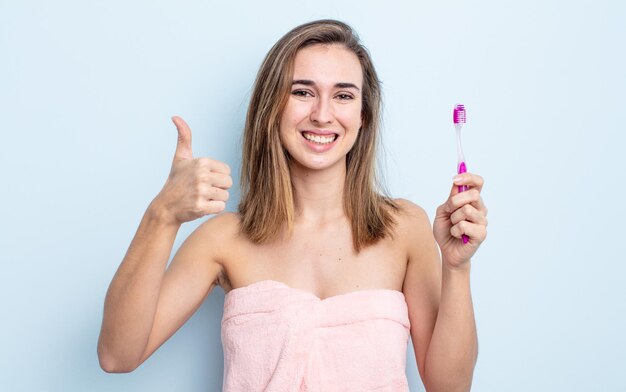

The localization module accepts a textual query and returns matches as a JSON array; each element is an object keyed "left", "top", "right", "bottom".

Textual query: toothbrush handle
[{"left": 457, "top": 161, "right": 469, "bottom": 244}]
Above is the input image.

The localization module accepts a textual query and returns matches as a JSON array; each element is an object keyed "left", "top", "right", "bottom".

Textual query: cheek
[
  {"left": 279, "top": 106, "right": 295, "bottom": 141},
  {"left": 338, "top": 106, "right": 363, "bottom": 130},
  {"left": 281, "top": 100, "right": 310, "bottom": 125}
]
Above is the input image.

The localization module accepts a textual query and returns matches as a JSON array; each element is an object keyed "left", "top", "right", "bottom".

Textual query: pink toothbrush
[{"left": 453, "top": 104, "right": 469, "bottom": 244}]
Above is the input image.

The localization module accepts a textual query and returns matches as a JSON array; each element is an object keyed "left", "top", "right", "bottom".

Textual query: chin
[{"left": 292, "top": 154, "right": 346, "bottom": 172}]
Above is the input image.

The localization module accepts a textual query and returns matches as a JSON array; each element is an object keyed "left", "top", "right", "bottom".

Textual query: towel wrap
[{"left": 221, "top": 280, "right": 411, "bottom": 391}]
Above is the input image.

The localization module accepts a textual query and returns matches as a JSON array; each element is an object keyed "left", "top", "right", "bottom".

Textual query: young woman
[{"left": 98, "top": 19, "right": 488, "bottom": 391}]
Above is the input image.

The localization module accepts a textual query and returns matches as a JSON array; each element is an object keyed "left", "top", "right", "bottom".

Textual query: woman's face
[{"left": 279, "top": 44, "right": 363, "bottom": 172}]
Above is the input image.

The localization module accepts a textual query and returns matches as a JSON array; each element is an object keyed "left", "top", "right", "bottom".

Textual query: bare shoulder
[
  {"left": 392, "top": 199, "right": 442, "bottom": 381},
  {"left": 176, "top": 212, "right": 241, "bottom": 275},
  {"left": 389, "top": 198, "right": 439, "bottom": 273},
  {"left": 192, "top": 211, "right": 241, "bottom": 258},
  {"left": 189, "top": 212, "right": 243, "bottom": 287},
  {"left": 196, "top": 211, "right": 241, "bottom": 237},
  {"left": 390, "top": 198, "right": 432, "bottom": 239}
]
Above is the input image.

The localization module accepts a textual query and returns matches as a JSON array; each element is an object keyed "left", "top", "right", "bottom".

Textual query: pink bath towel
[{"left": 221, "top": 280, "right": 411, "bottom": 391}]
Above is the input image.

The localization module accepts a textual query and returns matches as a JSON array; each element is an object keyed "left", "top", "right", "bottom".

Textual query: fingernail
[{"left": 453, "top": 175, "right": 463, "bottom": 184}]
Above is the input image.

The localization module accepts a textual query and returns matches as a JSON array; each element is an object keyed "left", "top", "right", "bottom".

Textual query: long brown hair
[{"left": 238, "top": 19, "right": 398, "bottom": 253}]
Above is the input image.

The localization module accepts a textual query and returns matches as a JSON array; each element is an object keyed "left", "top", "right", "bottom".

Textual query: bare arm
[
  {"left": 423, "top": 262, "right": 477, "bottom": 391},
  {"left": 97, "top": 203, "right": 181, "bottom": 372},
  {"left": 401, "top": 173, "right": 487, "bottom": 391},
  {"left": 97, "top": 116, "right": 232, "bottom": 372}
]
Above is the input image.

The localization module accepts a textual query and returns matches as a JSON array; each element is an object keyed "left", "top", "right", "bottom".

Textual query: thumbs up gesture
[{"left": 152, "top": 116, "right": 233, "bottom": 225}]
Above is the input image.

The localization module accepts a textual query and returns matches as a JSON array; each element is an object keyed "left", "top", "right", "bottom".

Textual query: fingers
[
  {"left": 450, "top": 221, "right": 487, "bottom": 242},
  {"left": 196, "top": 157, "right": 231, "bottom": 176},
  {"left": 441, "top": 172, "right": 488, "bottom": 244},
  {"left": 161, "top": 116, "right": 232, "bottom": 222},
  {"left": 172, "top": 116, "right": 193, "bottom": 161},
  {"left": 195, "top": 160, "right": 232, "bottom": 200},
  {"left": 191, "top": 160, "right": 232, "bottom": 209},
  {"left": 450, "top": 203, "right": 488, "bottom": 226},
  {"left": 194, "top": 200, "right": 227, "bottom": 216},
  {"left": 445, "top": 188, "right": 487, "bottom": 214},
  {"left": 191, "top": 184, "right": 229, "bottom": 216},
  {"left": 449, "top": 172, "right": 484, "bottom": 197},
  {"left": 207, "top": 172, "right": 233, "bottom": 189},
  {"left": 203, "top": 186, "right": 230, "bottom": 202}
]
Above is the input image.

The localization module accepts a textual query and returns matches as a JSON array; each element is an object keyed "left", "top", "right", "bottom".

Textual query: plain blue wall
[{"left": 1, "top": 0, "right": 625, "bottom": 391}]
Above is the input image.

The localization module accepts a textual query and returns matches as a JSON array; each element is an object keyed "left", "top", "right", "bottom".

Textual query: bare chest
[{"left": 219, "top": 224, "right": 408, "bottom": 300}]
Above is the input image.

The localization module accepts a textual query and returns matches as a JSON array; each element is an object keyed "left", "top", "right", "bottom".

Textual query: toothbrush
[{"left": 453, "top": 104, "right": 469, "bottom": 244}]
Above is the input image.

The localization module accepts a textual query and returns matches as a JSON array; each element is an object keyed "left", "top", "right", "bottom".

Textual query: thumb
[
  {"left": 171, "top": 115, "right": 193, "bottom": 161},
  {"left": 448, "top": 174, "right": 468, "bottom": 198}
]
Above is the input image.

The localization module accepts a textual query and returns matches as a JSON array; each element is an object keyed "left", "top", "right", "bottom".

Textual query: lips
[
  {"left": 299, "top": 130, "right": 340, "bottom": 151},
  {"left": 300, "top": 130, "right": 339, "bottom": 137},
  {"left": 301, "top": 131, "right": 337, "bottom": 143}
]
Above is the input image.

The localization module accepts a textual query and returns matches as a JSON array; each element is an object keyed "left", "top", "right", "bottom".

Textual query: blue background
[{"left": 1, "top": 0, "right": 624, "bottom": 390}]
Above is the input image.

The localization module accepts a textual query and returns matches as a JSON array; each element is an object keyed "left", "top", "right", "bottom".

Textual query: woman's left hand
[{"left": 433, "top": 172, "right": 488, "bottom": 270}]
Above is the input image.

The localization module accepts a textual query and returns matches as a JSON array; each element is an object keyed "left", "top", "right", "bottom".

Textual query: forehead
[{"left": 292, "top": 44, "right": 363, "bottom": 87}]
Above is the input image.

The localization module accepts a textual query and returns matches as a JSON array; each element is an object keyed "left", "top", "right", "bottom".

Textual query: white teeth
[{"left": 303, "top": 132, "right": 336, "bottom": 144}]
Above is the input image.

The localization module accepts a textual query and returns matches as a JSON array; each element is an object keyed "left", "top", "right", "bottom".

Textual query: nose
[{"left": 309, "top": 96, "right": 334, "bottom": 124}]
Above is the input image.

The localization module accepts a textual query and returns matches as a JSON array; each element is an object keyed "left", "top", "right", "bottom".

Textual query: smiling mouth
[{"left": 300, "top": 131, "right": 338, "bottom": 145}]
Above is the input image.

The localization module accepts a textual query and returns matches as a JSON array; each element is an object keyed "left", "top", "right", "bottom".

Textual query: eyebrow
[{"left": 292, "top": 79, "right": 360, "bottom": 91}]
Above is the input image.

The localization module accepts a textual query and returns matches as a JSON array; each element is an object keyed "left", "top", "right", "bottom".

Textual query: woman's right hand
[{"left": 151, "top": 116, "right": 232, "bottom": 225}]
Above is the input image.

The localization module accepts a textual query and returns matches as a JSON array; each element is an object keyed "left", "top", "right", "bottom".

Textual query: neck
[{"left": 289, "top": 159, "right": 347, "bottom": 224}]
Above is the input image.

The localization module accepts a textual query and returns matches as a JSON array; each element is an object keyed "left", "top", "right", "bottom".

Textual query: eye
[
  {"left": 291, "top": 89, "right": 313, "bottom": 97},
  {"left": 335, "top": 93, "right": 355, "bottom": 100}
]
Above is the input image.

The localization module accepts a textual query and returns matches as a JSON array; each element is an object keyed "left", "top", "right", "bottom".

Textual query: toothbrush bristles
[{"left": 453, "top": 104, "right": 466, "bottom": 124}]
